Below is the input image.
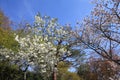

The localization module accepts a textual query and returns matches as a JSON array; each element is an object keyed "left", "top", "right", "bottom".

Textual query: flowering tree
[
  {"left": 74, "top": 0, "right": 120, "bottom": 65},
  {"left": 14, "top": 14, "right": 76, "bottom": 80}
]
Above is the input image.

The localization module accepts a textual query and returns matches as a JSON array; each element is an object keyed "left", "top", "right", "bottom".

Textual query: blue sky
[{"left": 0, "top": 0, "right": 94, "bottom": 25}]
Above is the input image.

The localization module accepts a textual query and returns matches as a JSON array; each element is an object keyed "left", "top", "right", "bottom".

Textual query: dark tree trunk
[{"left": 24, "top": 71, "right": 26, "bottom": 80}]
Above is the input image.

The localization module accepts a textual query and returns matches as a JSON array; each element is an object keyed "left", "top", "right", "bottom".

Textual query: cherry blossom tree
[{"left": 74, "top": 0, "right": 120, "bottom": 65}]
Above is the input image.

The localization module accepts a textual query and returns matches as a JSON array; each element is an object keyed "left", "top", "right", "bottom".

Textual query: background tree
[
  {"left": 89, "top": 57, "right": 120, "bottom": 80},
  {"left": 58, "top": 61, "right": 81, "bottom": 80},
  {"left": 0, "top": 28, "right": 18, "bottom": 51},
  {"left": 77, "top": 63, "right": 90, "bottom": 80},
  {"left": 0, "top": 10, "right": 18, "bottom": 51},
  {"left": 0, "top": 9, "right": 11, "bottom": 30},
  {"left": 74, "top": 0, "right": 120, "bottom": 65},
  {"left": 77, "top": 57, "right": 120, "bottom": 80}
]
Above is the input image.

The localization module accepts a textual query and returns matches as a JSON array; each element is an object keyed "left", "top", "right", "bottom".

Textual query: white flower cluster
[
  {"left": 34, "top": 15, "right": 70, "bottom": 42},
  {"left": 0, "top": 48, "right": 15, "bottom": 60}
]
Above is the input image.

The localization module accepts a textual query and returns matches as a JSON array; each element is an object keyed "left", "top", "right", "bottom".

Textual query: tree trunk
[
  {"left": 24, "top": 71, "right": 26, "bottom": 80},
  {"left": 53, "top": 65, "right": 57, "bottom": 80},
  {"left": 23, "top": 64, "right": 29, "bottom": 80},
  {"left": 53, "top": 71, "right": 57, "bottom": 80}
]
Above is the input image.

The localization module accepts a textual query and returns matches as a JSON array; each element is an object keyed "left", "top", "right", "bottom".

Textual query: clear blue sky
[{"left": 0, "top": 0, "right": 94, "bottom": 25}]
